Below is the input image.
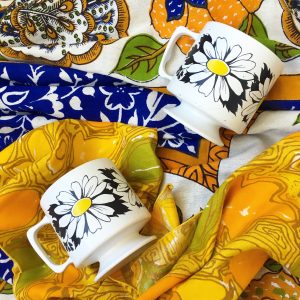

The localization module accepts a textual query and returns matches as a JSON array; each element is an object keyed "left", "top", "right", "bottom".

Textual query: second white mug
[
  {"left": 27, "top": 158, "right": 155, "bottom": 281},
  {"left": 159, "top": 22, "right": 284, "bottom": 146}
]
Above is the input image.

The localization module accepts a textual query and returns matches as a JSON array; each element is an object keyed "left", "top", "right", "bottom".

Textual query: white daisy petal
[
  {"left": 86, "top": 213, "right": 101, "bottom": 233},
  {"left": 250, "top": 90, "right": 263, "bottom": 102},
  {"left": 225, "top": 45, "right": 242, "bottom": 62},
  {"left": 84, "top": 176, "right": 98, "bottom": 197},
  {"left": 67, "top": 217, "right": 77, "bottom": 237},
  {"left": 56, "top": 191, "right": 76, "bottom": 205},
  {"left": 263, "top": 78, "right": 271, "bottom": 96},
  {"left": 216, "top": 38, "right": 228, "bottom": 60},
  {"left": 71, "top": 181, "right": 82, "bottom": 199},
  {"left": 226, "top": 75, "right": 243, "bottom": 96},
  {"left": 93, "top": 194, "right": 115, "bottom": 205},
  {"left": 128, "top": 190, "right": 139, "bottom": 205},
  {"left": 114, "top": 173, "right": 125, "bottom": 182},
  {"left": 220, "top": 78, "right": 230, "bottom": 101},
  {"left": 229, "top": 60, "right": 256, "bottom": 72},
  {"left": 242, "top": 103, "right": 257, "bottom": 117},
  {"left": 117, "top": 183, "right": 129, "bottom": 192},
  {"left": 193, "top": 52, "right": 208, "bottom": 64},
  {"left": 203, "top": 41, "right": 216, "bottom": 59},
  {"left": 91, "top": 182, "right": 106, "bottom": 197},
  {"left": 198, "top": 75, "right": 216, "bottom": 96},
  {"left": 54, "top": 204, "right": 72, "bottom": 215},
  {"left": 59, "top": 213, "right": 72, "bottom": 227},
  {"left": 189, "top": 71, "right": 211, "bottom": 83},
  {"left": 236, "top": 53, "right": 252, "bottom": 61},
  {"left": 82, "top": 175, "right": 88, "bottom": 188},
  {"left": 76, "top": 216, "right": 86, "bottom": 238},
  {"left": 231, "top": 71, "right": 254, "bottom": 80},
  {"left": 213, "top": 76, "right": 222, "bottom": 101},
  {"left": 90, "top": 206, "right": 114, "bottom": 221},
  {"left": 187, "top": 64, "right": 207, "bottom": 73}
]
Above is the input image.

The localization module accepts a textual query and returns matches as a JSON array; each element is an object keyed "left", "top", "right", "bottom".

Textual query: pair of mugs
[
  {"left": 27, "top": 22, "right": 283, "bottom": 280},
  {"left": 27, "top": 158, "right": 155, "bottom": 281},
  {"left": 160, "top": 22, "right": 284, "bottom": 146}
]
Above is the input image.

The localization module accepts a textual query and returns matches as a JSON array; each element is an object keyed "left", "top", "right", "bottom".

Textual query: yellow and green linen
[{"left": 0, "top": 120, "right": 300, "bottom": 299}]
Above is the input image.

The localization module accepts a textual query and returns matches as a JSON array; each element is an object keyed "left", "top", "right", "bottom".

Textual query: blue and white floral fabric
[{"left": 0, "top": 62, "right": 202, "bottom": 155}]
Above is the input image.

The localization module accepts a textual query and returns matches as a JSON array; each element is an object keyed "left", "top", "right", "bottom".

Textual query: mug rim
[
  {"left": 203, "top": 21, "right": 283, "bottom": 67},
  {"left": 40, "top": 157, "right": 114, "bottom": 206}
]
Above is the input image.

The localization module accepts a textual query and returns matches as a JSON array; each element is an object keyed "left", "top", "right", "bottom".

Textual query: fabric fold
[{"left": 139, "top": 132, "right": 300, "bottom": 299}]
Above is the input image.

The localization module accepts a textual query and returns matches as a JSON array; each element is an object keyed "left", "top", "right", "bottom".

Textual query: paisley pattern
[
  {"left": 0, "top": 0, "right": 129, "bottom": 66},
  {"left": 0, "top": 0, "right": 299, "bottom": 85},
  {"left": 279, "top": 0, "right": 300, "bottom": 46}
]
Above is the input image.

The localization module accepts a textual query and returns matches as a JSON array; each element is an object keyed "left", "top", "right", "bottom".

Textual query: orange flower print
[
  {"left": 150, "top": 0, "right": 263, "bottom": 53},
  {"left": 0, "top": 0, "right": 129, "bottom": 67}
]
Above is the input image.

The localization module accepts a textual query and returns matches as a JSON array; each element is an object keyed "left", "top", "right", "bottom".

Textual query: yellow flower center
[
  {"left": 72, "top": 197, "right": 92, "bottom": 217},
  {"left": 207, "top": 59, "right": 230, "bottom": 76}
]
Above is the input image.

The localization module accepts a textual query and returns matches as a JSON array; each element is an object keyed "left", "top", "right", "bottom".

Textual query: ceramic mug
[
  {"left": 27, "top": 158, "right": 155, "bottom": 281},
  {"left": 159, "top": 22, "right": 284, "bottom": 146}
]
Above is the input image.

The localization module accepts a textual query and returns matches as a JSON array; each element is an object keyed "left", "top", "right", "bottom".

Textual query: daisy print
[
  {"left": 48, "top": 172, "right": 131, "bottom": 250},
  {"left": 100, "top": 168, "right": 142, "bottom": 207},
  {"left": 242, "top": 63, "right": 274, "bottom": 122},
  {"left": 177, "top": 34, "right": 256, "bottom": 114}
]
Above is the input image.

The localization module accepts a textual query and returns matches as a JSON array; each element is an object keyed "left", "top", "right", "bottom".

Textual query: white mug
[
  {"left": 27, "top": 158, "right": 155, "bottom": 281},
  {"left": 159, "top": 22, "right": 284, "bottom": 146}
]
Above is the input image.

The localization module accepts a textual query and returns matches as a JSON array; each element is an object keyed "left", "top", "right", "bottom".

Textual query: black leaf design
[
  {"left": 104, "top": 198, "right": 131, "bottom": 216},
  {"left": 220, "top": 79, "right": 248, "bottom": 115}
]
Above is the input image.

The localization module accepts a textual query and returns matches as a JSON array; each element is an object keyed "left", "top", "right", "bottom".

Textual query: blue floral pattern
[
  {"left": 166, "top": 0, "right": 207, "bottom": 21},
  {"left": 0, "top": 62, "right": 200, "bottom": 156},
  {"left": 0, "top": 251, "right": 13, "bottom": 284}
]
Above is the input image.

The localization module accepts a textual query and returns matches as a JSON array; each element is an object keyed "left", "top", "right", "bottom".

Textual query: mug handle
[
  {"left": 159, "top": 26, "right": 201, "bottom": 81},
  {"left": 27, "top": 216, "right": 73, "bottom": 273}
]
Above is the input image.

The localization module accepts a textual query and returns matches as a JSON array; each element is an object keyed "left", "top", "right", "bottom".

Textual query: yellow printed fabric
[{"left": 1, "top": 120, "right": 300, "bottom": 299}]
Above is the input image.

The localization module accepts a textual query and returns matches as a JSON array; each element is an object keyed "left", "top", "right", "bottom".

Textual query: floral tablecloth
[{"left": 0, "top": 0, "right": 299, "bottom": 299}]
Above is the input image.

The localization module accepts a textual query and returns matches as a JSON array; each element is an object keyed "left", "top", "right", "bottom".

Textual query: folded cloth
[
  {"left": 0, "top": 62, "right": 200, "bottom": 153},
  {"left": 1, "top": 61, "right": 299, "bottom": 156},
  {"left": 0, "top": 120, "right": 164, "bottom": 298},
  {"left": 139, "top": 131, "right": 300, "bottom": 300},
  {"left": 1, "top": 119, "right": 300, "bottom": 299}
]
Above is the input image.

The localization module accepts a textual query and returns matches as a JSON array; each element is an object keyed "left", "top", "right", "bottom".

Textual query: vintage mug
[
  {"left": 159, "top": 22, "right": 284, "bottom": 146},
  {"left": 27, "top": 158, "right": 155, "bottom": 281}
]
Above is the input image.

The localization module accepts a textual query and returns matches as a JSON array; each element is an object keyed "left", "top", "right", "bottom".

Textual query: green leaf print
[
  {"left": 0, "top": 280, "right": 13, "bottom": 294},
  {"left": 293, "top": 113, "right": 300, "bottom": 125},
  {"left": 240, "top": 14, "right": 268, "bottom": 38},
  {"left": 112, "top": 34, "right": 166, "bottom": 82},
  {"left": 240, "top": 14, "right": 300, "bottom": 61},
  {"left": 264, "top": 259, "right": 283, "bottom": 272}
]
